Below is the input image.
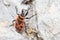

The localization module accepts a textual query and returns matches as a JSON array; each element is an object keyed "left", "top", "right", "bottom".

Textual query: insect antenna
[
  {"left": 9, "top": 6, "right": 18, "bottom": 27},
  {"left": 15, "top": 6, "right": 20, "bottom": 15}
]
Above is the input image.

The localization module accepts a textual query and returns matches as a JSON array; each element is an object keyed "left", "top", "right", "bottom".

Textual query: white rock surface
[{"left": 0, "top": 0, "right": 60, "bottom": 40}]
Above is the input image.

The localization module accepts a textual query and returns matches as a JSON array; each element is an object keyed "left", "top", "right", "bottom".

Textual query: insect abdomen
[{"left": 14, "top": 16, "right": 24, "bottom": 33}]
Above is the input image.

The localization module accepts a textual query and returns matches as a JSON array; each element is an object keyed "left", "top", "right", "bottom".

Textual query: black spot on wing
[
  {"left": 20, "top": 26, "right": 23, "bottom": 28},
  {"left": 18, "top": 20, "right": 22, "bottom": 24}
]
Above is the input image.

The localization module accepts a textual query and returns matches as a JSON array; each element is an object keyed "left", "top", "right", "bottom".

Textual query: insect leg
[
  {"left": 12, "top": 20, "right": 16, "bottom": 23},
  {"left": 24, "top": 22, "right": 27, "bottom": 30},
  {"left": 9, "top": 23, "right": 14, "bottom": 27},
  {"left": 25, "top": 14, "right": 37, "bottom": 19},
  {"left": 9, "top": 20, "right": 15, "bottom": 27}
]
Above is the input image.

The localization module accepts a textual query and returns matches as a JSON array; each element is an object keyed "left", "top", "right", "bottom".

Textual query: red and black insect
[{"left": 11, "top": 9, "right": 36, "bottom": 33}]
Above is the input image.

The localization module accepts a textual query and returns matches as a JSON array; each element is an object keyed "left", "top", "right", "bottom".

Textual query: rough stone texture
[{"left": 0, "top": 0, "right": 60, "bottom": 40}]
